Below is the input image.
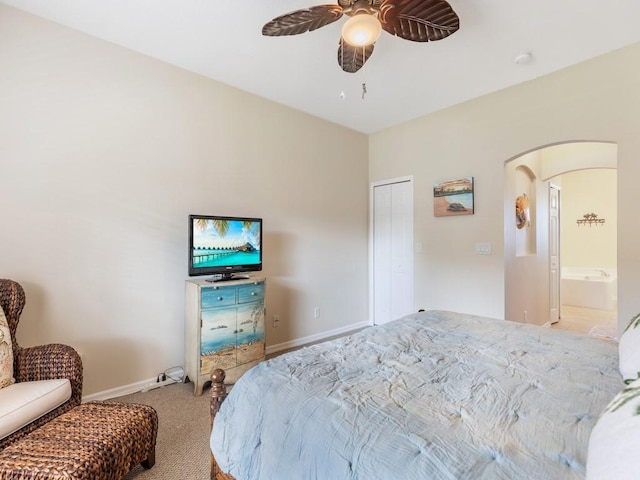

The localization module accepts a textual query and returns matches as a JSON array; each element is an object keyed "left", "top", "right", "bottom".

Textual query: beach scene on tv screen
[{"left": 192, "top": 219, "right": 261, "bottom": 268}]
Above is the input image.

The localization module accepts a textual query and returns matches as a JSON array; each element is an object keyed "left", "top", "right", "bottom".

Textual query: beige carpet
[
  {"left": 114, "top": 330, "right": 363, "bottom": 479},
  {"left": 112, "top": 382, "right": 212, "bottom": 480}
]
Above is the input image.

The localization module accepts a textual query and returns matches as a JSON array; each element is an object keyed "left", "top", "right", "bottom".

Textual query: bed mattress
[{"left": 210, "top": 310, "right": 621, "bottom": 480}]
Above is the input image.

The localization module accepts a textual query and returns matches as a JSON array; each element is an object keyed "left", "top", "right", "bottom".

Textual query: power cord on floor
[
  {"left": 163, "top": 366, "right": 184, "bottom": 382},
  {"left": 141, "top": 366, "right": 185, "bottom": 393}
]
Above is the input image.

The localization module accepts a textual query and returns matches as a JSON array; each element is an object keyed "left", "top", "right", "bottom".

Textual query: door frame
[
  {"left": 549, "top": 183, "right": 561, "bottom": 324},
  {"left": 369, "top": 175, "right": 414, "bottom": 325}
]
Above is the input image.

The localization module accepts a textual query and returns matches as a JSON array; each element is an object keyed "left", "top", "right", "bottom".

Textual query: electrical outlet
[
  {"left": 314, "top": 307, "right": 320, "bottom": 318},
  {"left": 272, "top": 315, "right": 280, "bottom": 328}
]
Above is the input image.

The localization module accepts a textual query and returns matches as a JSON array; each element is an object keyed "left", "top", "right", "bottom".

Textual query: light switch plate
[{"left": 475, "top": 243, "right": 491, "bottom": 255}]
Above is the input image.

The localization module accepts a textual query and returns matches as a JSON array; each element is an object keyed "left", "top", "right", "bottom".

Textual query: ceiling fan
[{"left": 262, "top": 0, "right": 460, "bottom": 73}]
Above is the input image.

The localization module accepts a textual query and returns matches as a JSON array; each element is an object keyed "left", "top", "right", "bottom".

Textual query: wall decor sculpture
[{"left": 515, "top": 193, "right": 530, "bottom": 229}]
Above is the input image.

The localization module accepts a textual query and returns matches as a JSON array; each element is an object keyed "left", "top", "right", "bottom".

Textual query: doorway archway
[{"left": 504, "top": 141, "right": 617, "bottom": 329}]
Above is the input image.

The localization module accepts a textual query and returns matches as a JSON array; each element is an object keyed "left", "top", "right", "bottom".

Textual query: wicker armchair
[{"left": 0, "top": 279, "right": 83, "bottom": 450}]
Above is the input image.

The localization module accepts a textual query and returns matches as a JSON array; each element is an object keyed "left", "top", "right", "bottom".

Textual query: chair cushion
[
  {"left": 0, "top": 379, "right": 72, "bottom": 439},
  {"left": 0, "top": 305, "right": 14, "bottom": 389}
]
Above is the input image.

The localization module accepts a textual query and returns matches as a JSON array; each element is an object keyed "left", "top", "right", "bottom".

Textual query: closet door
[{"left": 372, "top": 179, "right": 414, "bottom": 325}]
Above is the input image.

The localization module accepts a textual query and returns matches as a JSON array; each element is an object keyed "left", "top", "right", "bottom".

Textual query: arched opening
[{"left": 504, "top": 141, "right": 617, "bottom": 337}]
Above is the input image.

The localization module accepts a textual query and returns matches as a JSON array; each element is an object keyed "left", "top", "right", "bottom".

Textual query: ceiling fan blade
[
  {"left": 338, "top": 0, "right": 384, "bottom": 8},
  {"left": 263, "top": 5, "right": 344, "bottom": 36},
  {"left": 379, "top": 0, "right": 459, "bottom": 42},
  {"left": 337, "top": 39, "right": 374, "bottom": 73}
]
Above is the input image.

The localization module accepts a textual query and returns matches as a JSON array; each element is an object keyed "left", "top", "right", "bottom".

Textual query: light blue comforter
[{"left": 210, "top": 310, "right": 621, "bottom": 479}]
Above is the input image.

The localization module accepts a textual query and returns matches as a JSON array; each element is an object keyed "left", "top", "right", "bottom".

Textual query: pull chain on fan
[{"left": 262, "top": 0, "right": 460, "bottom": 73}]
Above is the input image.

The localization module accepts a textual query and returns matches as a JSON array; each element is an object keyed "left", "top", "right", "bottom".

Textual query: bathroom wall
[{"left": 559, "top": 169, "right": 617, "bottom": 269}]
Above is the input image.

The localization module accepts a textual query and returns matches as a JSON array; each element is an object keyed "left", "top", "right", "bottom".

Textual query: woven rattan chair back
[
  {"left": 0, "top": 279, "right": 83, "bottom": 450},
  {"left": 0, "top": 279, "right": 26, "bottom": 353}
]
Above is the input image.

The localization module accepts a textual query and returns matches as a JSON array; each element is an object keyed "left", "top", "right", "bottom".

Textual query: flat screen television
[{"left": 188, "top": 214, "right": 262, "bottom": 281}]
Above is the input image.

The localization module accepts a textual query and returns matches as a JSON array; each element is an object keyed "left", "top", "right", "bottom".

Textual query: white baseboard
[
  {"left": 265, "top": 320, "right": 370, "bottom": 356},
  {"left": 82, "top": 378, "right": 158, "bottom": 402},
  {"left": 84, "top": 320, "right": 371, "bottom": 401}
]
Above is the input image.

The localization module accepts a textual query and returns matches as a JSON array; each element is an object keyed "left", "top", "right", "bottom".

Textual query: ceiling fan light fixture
[{"left": 341, "top": 13, "right": 382, "bottom": 47}]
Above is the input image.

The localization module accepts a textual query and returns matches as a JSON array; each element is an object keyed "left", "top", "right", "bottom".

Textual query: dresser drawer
[
  {"left": 238, "top": 282, "right": 265, "bottom": 304},
  {"left": 201, "top": 286, "right": 237, "bottom": 308}
]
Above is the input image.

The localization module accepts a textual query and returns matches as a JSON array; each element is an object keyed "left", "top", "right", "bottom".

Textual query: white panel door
[
  {"left": 373, "top": 185, "right": 392, "bottom": 324},
  {"left": 373, "top": 180, "right": 414, "bottom": 325},
  {"left": 549, "top": 184, "right": 560, "bottom": 324}
]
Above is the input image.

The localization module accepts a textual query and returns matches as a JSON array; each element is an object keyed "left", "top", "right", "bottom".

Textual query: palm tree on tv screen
[
  {"left": 196, "top": 218, "right": 229, "bottom": 237},
  {"left": 195, "top": 219, "right": 260, "bottom": 249},
  {"left": 244, "top": 221, "right": 261, "bottom": 249}
]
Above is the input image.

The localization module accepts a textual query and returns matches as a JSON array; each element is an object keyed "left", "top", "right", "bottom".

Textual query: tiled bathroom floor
[{"left": 551, "top": 304, "right": 618, "bottom": 340}]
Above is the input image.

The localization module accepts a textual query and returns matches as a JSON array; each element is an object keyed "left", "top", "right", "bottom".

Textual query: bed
[{"left": 208, "top": 310, "right": 623, "bottom": 480}]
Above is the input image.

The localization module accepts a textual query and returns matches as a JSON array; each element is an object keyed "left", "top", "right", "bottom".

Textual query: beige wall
[
  {"left": 504, "top": 152, "right": 550, "bottom": 325},
  {"left": 559, "top": 169, "right": 617, "bottom": 269},
  {"left": 541, "top": 143, "right": 617, "bottom": 179},
  {"left": 370, "top": 42, "right": 640, "bottom": 333},
  {"left": 0, "top": 5, "right": 369, "bottom": 395}
]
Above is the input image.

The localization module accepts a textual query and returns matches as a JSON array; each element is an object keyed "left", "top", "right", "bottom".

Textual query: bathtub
[{"left": 561, "top": 267, "right": 617, "bottom": 310}]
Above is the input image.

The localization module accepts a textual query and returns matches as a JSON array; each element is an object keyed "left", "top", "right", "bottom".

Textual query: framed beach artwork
[{"left": 433, "top": 177, "right": 474, "bottom": 216}]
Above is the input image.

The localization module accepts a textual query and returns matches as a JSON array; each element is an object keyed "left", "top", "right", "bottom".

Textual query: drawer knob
[
  {"left": 217, "top": 296, "right": 223, "bottom": 301},
  {"left": 251, "top": 292, "right": 256, "bottom": 296}
]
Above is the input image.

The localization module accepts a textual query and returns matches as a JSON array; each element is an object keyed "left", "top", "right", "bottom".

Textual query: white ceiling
[{"left": 4, "top": 0, "right": 640, "bottom": 134}]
